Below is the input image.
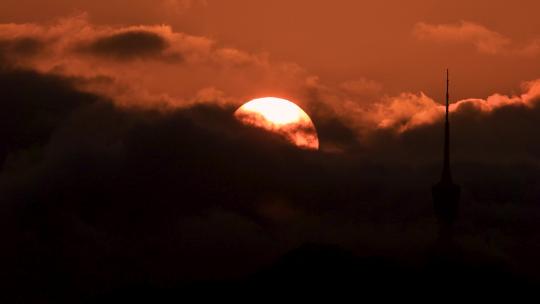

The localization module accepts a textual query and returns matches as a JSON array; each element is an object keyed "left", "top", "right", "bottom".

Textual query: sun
[{"left": 234, "top": 97, "right": 319, "bottom": 150}]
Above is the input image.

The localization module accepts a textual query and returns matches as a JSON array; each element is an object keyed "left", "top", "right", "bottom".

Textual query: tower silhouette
[{"left": 432, "top": 69, "right": 460, "bottom": 241}]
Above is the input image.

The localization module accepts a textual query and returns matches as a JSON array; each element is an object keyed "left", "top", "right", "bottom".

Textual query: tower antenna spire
[
  {"left": 442, "top": 69, "right": 452, "bottom": 183},
  {"left": 446, "top": 69, "right": 449, "bottom": 122},
  {"left": 432, "top": 69, "right": 460, "bottom": 243}
]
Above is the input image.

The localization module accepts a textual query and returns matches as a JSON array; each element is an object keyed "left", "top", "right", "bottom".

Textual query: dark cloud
[
  {"left": 79, "top": 30, "right": 182, "bottom": 61},
  {"left": 0, "top": 37, "right": 44, "bottom": 62},
  {"left": 314, "top": 117, "right": 359, "bottom": 152},
  {"left": 0, "top": 65, "right": 101, "bottom": 165},
  {"left": 1, "top": 63, "right": 540, "bottom": 301}
]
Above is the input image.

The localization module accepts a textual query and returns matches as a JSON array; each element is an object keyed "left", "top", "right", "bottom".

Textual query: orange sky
[
  {"left": 1, "top": 0, "right": 540, "bottom": 136},
  {"left": 1, "top": 0, "right": 540, "bottom": 100}
]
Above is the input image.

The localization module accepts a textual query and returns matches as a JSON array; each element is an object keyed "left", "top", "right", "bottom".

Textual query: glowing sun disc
[{"left": 234, "top": 97, "right": 319, "bottom": 150}]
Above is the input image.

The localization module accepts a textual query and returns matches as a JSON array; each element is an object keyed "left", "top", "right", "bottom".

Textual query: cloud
[
  {"left": 0, "top": 64, "right": 100, "bottom": 164},
  {"left": 0, "top": 14, "right": 213, "bottom": 64},
  {"left": 0, "top": 15, "right": 315, "bottom": 112},
  {"left": 518, "top": 38, "right": 540, "bottom": 56},
  {"left": 1, "top": 8, "right": 540, "bottom": 301},
  {"left": 413, "top": 21, "right": 540, "bottom": 56},
  {"left": 339, "top": 78, "right": 383, "bottom": 98},
  {"left": 1, "top": 56, "right": 540, "bottom": 300},
  {"left": 0, "top": 37, "right": 43, "bottom": 57},
  {"left": 367, "top": 79, "right": 540, "bottom": 133},
  {"left": 12, "top": 14, "right": 524, "bottom": 139},
  {"left": 413, "top": 21, "right": 511, "bottom": 54},
  {"left": 312, "top": 74, "right": 540, "bottom": 137},
  {"left": 78, "top": 30, "right": 179, "bottom": 61}
]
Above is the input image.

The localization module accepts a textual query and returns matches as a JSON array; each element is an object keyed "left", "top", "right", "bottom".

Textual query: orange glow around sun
[{"left": 234, "top": 97, "right": 319, "bottom": 150}]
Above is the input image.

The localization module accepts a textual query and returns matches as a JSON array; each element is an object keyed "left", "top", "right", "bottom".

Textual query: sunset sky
[
  {"left": 2, "top": 0, "right": 540, "bottom": 101},
  {"left": 1, "top": 1, "right": 539, "bottom": 300}
]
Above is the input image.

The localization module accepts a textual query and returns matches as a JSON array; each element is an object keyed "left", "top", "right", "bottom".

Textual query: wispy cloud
[{"left": 413, "top": 21, "right": 540, "bottom": 56}]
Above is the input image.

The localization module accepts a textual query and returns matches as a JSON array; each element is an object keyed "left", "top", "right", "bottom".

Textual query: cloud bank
[
  {"left": 1, "top": 16, "right": 540, "bottom": 300},
  {"left": 2, "top": 15, "right": 540, "bottom": 139}
]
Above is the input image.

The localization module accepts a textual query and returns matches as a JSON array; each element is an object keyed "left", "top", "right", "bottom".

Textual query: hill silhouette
[{"left": 80, "top": 242, "right": 536, "bottom": 303}]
